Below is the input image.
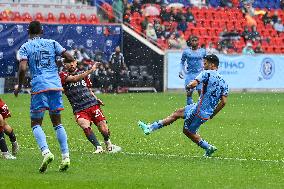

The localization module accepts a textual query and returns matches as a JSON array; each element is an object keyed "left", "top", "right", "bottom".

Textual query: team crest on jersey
[
  {"left": 96, "top": 26, "right": 102, "bottom": 34},
  {"left": 7, "top": 66, "right": 13, "bottom": 74},
  {"left": 106, "top": 40, "right": 112, "bottom": 47},
  {"left": 7, "top": 38, "right": 14, "bottom": 46},
  {"left": 86, "top": 39, "right": 92, "bottom": 47},
  {"left": 260, "top": 58, "right": 274, "bottom": 80},
  {"left": 67, "top": 39, "right": 74, "bottom": 47},
  {"left": 57, "top": 26, "right": 63, "bottom": 34},
  {"left": 76, "top": 26, "right": 82, "bottom": 34},
  {"left": 17, "top": 25, "right": 24, "bottom": 33},
  {"left": 0, "top": 52, "right": 3, "bottom": 59},
  {"left": 0, "top": 25, "right": 3, "bottom": 32}
]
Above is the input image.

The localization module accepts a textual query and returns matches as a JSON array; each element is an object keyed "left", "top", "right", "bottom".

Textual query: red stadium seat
[
  {"left": 22, "top": 12, "right": 33, "bottom": 22},
  {"left": 79, "top": 13, "right": 88, "bottom": 24},
  {"left": 89, "top": 14, "right": 99, "bottom": 24},
  {"left": 46, "top": 12, "right": 56, "bottom": 23},
  {"left": 0, "top": 11, "right": 10, "bottom": 21},
  {"left": 58, "top": 12, "right": 68, "bottom": 23},
  {"left": 12, "top": 11, "right": 22, "bottom": 22},
  {"left": 69, "top": 13, "right": 77, "bottom": 23},
  {"left": 34, "top": 12, "right": 45, "bottom": 22}
]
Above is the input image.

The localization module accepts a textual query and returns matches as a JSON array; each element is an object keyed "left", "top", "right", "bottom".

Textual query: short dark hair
[
  {"left": 28, "top": 21, "right": 42, "bottom": 35},
  {"left": 186, "top": 35, "right": 198, "bottom": 47},
  {"left": 204, "top": 54, "right": 219, "bottom": 67}
]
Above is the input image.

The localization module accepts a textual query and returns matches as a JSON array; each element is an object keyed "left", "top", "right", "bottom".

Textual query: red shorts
[
  {"left": 75, "top": 105, "right": 106, "bottom": 125},
  {"left": 0, "top": 99, "right": 11, "bottom": 119}
]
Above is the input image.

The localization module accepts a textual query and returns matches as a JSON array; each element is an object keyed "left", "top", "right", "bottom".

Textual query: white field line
[{"left": 19, "top": 146, "right": 284, "bottom": 164}]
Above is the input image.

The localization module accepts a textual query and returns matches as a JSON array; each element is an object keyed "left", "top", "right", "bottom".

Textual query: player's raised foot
[
  {"left": 107, "top": 144, "right": 122, "bottom": 153},
  {"left": 94, "top": 146, "right": 104, "bottom": 154},
  {"left": 39, "top": 152, "right": 54, "bottom": 173},
  {"left": 204, "top": 145, "right": 217, "bottom": 157},
  {"left": 59, "top": 157, "right": 70, "bottom": 172},
  {"left": 138, "top": 121, "right": 151, "bottom": 135},
  {"left": 12, "top": 141, "right": 19, "bottom": 156},
  {"left": 2, "top": 152, "right": 16, "bottom": 160}
]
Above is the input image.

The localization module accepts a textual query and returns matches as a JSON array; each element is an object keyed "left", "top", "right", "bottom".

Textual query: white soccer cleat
[
  {"left": 94, "top": 146, "right": 104, "bottom": 154},
  {"left": 12, "top": 141, "right": 19, "bottom": 156},
  {"left": 107, "top": 144, "right": 122, "bottom": 153},
  {"left": 39, "top": 152, "right": 54, "bottom": 173},
  {"left": 2, "top": 152, "right": 16, "bottom": 160},
  {"left": 59, "top": 157, "right": 70, "bottom": 172}
]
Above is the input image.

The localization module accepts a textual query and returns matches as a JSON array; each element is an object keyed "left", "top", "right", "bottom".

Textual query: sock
[
  {"left": 32, "top": 125, "right": 49, "bottom": 152},
  {"left": 54, "top": 124, "right": 69, "bottom": 154},
  {"left": 198, "top": 139, "right": 210, "bottom": 150},
  {"left": 149, "top": 120, "right": 163, "bottom": 132},
  {"left": 187, "top": 97, "right": 193, "bottom": 105},
  {"left": 4, "top": 129, "right": 16, "bottom": 143},
  {"left": 83, "top": 127, "right": 101, "bottom": 148},
  {"left": 0, "top": 131, "right": 8, "bottom": 152},
  {"left": 101, "top": 129, "right": 110, "bottom": 142}
]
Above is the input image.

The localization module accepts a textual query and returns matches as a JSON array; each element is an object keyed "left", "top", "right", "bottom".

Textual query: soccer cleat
[
  {"left": 2, "top": 152, "right": 16, "bottom": 160},
  {"left": 204, "top": 145, "right": 217, "bottom": 157},
  {"left": 138, "top": 121, "right": 151, "bottom": 135},
  {"left": 59, "top": 157, "right": 70, "bottom": 172},
  {"left": 12, "top": 141, "right": 19, "bottom": 156},
  {"left": 94, "top": 146, "right": 104, "bottom": 154},
  {"left": 107, "top": 144, "right": 122, "bottom": 153},
  {"left": 39, "top": 152, "right": 54, "bottom": 173}
]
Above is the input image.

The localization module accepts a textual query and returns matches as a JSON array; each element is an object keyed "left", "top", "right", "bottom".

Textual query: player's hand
[
  {"left": 97, "top": 98, "right": 105, "bottom": 106},
  {"left": 91, "top": 62, "right": 101, "bottom": 71},
  {"left": 14, "top": 85, "right": 20, "bottom": 97},
  {"left": 178, "top": 71, "right": 184, "bottom": 79}
]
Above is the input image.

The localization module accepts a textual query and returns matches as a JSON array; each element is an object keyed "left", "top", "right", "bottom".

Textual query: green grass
[{"left": 0, "top": 92, "right": 284, "bottom": 189}]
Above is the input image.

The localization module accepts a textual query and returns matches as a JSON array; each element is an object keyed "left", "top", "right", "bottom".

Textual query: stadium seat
[
  {"left": 22, "top": 12, "right": 33, "bottom": 22},
  {"left": 46, "top": 12, "right": 56, "bottom": 23},
  {"left": 0, "top": 11, "right": 10, "bottom": 21},
  {"left": 58, "top": 12, "right": 68, "bottom": 23},
  {"left": 12, "top": 11, "right": 22, "bottom": 22},
  {"left": 89, "top": 14, "right": 99, "bottom": 24},
  {"left": 79, "top": 13, "right": 88, "bottom": 24},
  {"left": 69, "top": 13, "right": 77, "bottom": 24},
  {"left": 34, "top": 12, "right": 45, "bottom": 22}
]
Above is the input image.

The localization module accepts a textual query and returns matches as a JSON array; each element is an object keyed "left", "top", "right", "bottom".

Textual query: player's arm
[
  {"left": 88, "top": 88, "right": 105, "bottom": 106},
  {"left": 210, "top": 95, "right": 227, "bottom": 119},
  {"left": 65, "top": 63, "right": 98, "bottom": 83},
  {"left": 186, "top": 79, "right": 199, "bottom": 90},
  {"left": 14, "top": 60, "right": 28, "bottom": 97},
  {"left": 179, "top": 51, "right": 186, "bottom": 79}
]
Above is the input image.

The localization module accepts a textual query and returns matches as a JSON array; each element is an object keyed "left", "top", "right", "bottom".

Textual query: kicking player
[
  {"left": 0, "top": 99, "right": 18, "bottom": 159},
  {"left": 179, "top": 35, "right": 206, "bottom": 105},
  {"left": 139, "top": 55, "right": 228, "bottom": 157},
  {"left": 59, "top": 60, "right": 121, "bottom": 154},
  {"left": 14, "top": 21, "right": 75, "bottom": 172}
]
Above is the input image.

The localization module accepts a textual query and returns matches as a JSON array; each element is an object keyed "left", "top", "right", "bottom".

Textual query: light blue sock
[
  {"left": 187, "top": 97, "right": 193, "bottom": 105},
  {"left": 149, "top": 120, "right": 163, "bottom": 132},
  {"left": 54, "top": 124, "right": 69, "bottom": 154},
  {"left": 198, "top": 139, "right": 210, "bottom": 150},
  {"left": 32, "top": 125, "right": 49, "bottom": 152}
]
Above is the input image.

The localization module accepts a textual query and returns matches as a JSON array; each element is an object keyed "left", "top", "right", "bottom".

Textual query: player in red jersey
[
  {"left": 59, "top": 60, "right": 121, "bottom": 153},
  {"left": 0, "top": 99, "right": 19, "bottom": 159}
]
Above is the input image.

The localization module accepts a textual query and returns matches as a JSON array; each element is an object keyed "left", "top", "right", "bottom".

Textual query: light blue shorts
[
  {"left": 30, "top": 90, "right": 64, "bottom": 118},
  {"left": 184, "top": 104, "right": 207, "bottom": 134}
]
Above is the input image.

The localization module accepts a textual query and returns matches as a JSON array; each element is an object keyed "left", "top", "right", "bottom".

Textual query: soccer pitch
[{"left": 0, "top": 92, "right": 283, "bottom": 189}]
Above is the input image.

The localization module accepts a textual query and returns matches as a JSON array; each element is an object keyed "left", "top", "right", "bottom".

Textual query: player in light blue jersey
[
  {"left": 14, "top": 21, "right": 75, "bottom": 172},
  {"left": 179, "top": 36, "right": 206, "bottom": 105},
  {"left": 139, "top": 54, "right": 228, "bottom": 157}
]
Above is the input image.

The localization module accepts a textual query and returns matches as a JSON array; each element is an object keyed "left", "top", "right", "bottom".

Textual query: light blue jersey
[
  {"left": 180, "top": 47, "right": 206, "bottom": 90},
  {"left": 195, "top": 70, "right": 229, "bottom": 119},
  {"left": 18, "top": 37, "right": 66, "bottom": 94}
]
